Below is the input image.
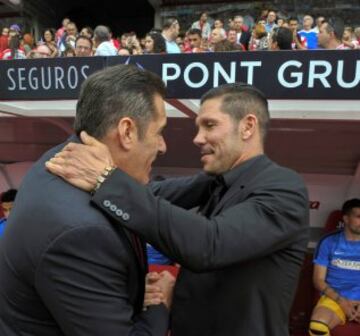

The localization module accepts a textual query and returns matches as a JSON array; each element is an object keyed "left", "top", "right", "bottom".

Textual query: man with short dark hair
[
  {"left": 309, "top": 198, "right": 360, "bottom": 336},
  {"left": 162, "top": 17, "right": 181, "bottom": 53},
  {"left": 47, "top": 83, "right": 309, "bottom": 336},
  {"left": 318, "top": 19, "right": 347, "bottom": 49},
  {"left": 270, "top": 27, "right": 293, "bottom": 50},
  {"left": 187, "top": 28, "right": 203, "bottom": 52},
  {"left": 233, "top": 15, "right": 251, "bottom": 49},
  {"left": 75, "top": 35, "right": 93, "bottom": 57},
  {"left": 0, "top": 65, "right": 174, "bottom": 335}
]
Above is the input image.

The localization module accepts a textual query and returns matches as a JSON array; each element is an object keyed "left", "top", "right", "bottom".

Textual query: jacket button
[
  {"left": 122, "top": 213, "right": 130, "bottom": 221},
  {"left": 110, "top": 204, "right": 117, "bottom": 212},
  {"left": 116, "top": 209, "right": 123, "bottom": 217},
  {"left": 103, "top": 200, "right": 111, "bottom": 207}
]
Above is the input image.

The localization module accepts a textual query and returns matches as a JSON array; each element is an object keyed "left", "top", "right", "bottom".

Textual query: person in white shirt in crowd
[
  {"left": 191, "top": 12, "right": 211, "bottom": 40},
  {"left": 265, "top": 10, "right": 278, "bottom": 33},
  {"left": 94, "top": 25, "right": 118, "bottom": 56},
  {"left": 318, "top": 19, "right": 348, "bottom": 50},
  {"left": 162, "top": 17, "right": 181, "bottom": 54},
  {"left": 314, "top": 16, "right": 326, "bottom": 34}
]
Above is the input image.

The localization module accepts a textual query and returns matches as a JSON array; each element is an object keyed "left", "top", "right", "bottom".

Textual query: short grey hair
[{"left": 94, "top": 25, "right": 111, "bottom": 43}]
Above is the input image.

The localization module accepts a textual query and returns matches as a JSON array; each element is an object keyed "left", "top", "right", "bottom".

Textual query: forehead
[{"left": 196, "top": 97, "right": 227, "bottom": 121}]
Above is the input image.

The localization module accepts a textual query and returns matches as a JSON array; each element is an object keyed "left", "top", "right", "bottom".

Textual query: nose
[
  {"left": 158, "top": 136, "right": 167, "bottom": 155},
  {"left": 193, "top": 129, "right": 205, "bottom": 147}
]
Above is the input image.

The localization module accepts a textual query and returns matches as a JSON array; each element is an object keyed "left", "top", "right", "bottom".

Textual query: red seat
[
  {"left": 323, "top": 210, "right": 343, "bottom": 233},
  {"left": 332, "top": 322, "right": 360, "bottom": 336}
]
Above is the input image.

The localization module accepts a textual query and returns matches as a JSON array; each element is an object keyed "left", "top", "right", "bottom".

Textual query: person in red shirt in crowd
[
  {"left": 56, "top": 17, "right": 70, "bottom": 41},
  {"left": 1, "top": 35, "right": 25, "bottom": 60},
  {"left": 0, "top": 27, "right": 9, "bottom": 53}
]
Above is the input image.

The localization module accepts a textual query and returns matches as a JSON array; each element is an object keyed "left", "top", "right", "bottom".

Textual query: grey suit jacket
[
  {"left": 91, "top": 155, "right": 309, "bottom": 336},
  {"left": 0, "top": 136, "right": 169, "bottom": 336}
]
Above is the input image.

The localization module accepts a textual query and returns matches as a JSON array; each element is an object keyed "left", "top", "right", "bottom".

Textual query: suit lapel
[{"left": 211, "top": 156, "right": 272, "bottom": 217}]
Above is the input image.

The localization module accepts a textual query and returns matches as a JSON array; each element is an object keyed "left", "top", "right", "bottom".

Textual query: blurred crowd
[{"left": 0, "top": 9, "right": 359, "bottom": 60}]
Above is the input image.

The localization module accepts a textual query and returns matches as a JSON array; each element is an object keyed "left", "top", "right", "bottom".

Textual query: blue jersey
[
  {"left": 298, "top": 29, "right": 318, "bottom": 49},
  {"left": 0, "top": 218, "right": 6, "bottom": 237},
  {"left": 314, "top": 230, "right": 360, "bottom": 300},
  {"left": 146, "top": 244, "right": 173, "bottom": 265}
]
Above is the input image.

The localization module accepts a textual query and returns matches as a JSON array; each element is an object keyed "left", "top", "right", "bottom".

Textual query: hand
[
  {"left": 144, "top": 272, "right": 164, "bottom": 307},
  {"left": 145, "top": 271, "right": 175, "bottom": 309},
  {"left": 45, "top": 131, "right": 114, "bottom": 192},
  {"left": 339, "top": 297, "right": 357, "bottom": 320},
  {"left": 353, "top": 303, "right": 360, "bottom": 323}
]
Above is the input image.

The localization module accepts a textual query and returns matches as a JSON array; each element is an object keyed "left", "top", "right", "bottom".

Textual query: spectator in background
[
  {"left": 80, "top": 26, "right": 93, "bottom": 39},
  {"left": 213, "top": 39, "right": 243, "bottom": 52},
  {"left": 162, "top": 17, "right": 181, "bottom": 53},
  {"left": 191, "top": 12, "right": 211, "bottom": 40},
  {"left": 314, "top": 16, "right": 326, "bottom": 34},
  {"left": 227, "top": 28, "right": 239, "bottom": 47},
  {"left": 58, "top": 21, "right": 78, "bottom": 54},
  {"left": 27, "top": 44, "right": 51, "bottom": 59},
  {"left": 144, "top": 32, "right": 166, "bottom": 54},
  {"left": 249, "top": 23, "right": 269, "bottom": 50},
  {"left": 342, "top": 26, "right": 359, "bottom": 49},
  {"left": 209, "top": 27, "right": 226, "bottom": 50},
  {"left": 0, "top": 189, "right": 17, "bottom": 237},
  {"left": 94, "top": 25, "right": 118, "bottom": 56},
  {"left": 9, "top": 24, "right": 21, "bottom": 37},
  {"left": 1, "top": 35, "right": 25, "bottom": 60},
  {"left": 233, "top": 15, "right": 251, "bottom": 50},
  {"left": 175, "top": 33, "right": 185, "bottom": 52},
  {"left": 318, "top": 19, "right": 347, "bottom": 50},
  {"left": 265, "top": 10, "right": 278, "bottom": 33},
  {"left": 74, "top": 36, "right": 93, "bottom": 57},
  {"left": 213, "top": 19, "right": 224, "bottom": 30},
  {"left": 289, "top": 17, "right": 307, "bottom": 50},
  {"left": 270, "top": 27, "right": 293, "bottom": 50},
  {"left": 0, "top": 27, "right": 9, "bottom": 53},
  {"left": 42, "top": 28, "right": 59, "bottom": 57},
  {"left": 355, "top": 27, "right": 360, "bottom": 47},
  {"left": 186, "top": 28, "right": 204, "bottom": 52},
  {"left": 56, "top": 17, "right": 70, "bottom": 41},
  {"left": 21, "top": 33, "right": 34, "bottom": 56},
  {"left": 309, "top": 198, "right": 360, "bottom": 336},
  {"left": 298, "top": 15, "right": 318, "bottom": 49}
]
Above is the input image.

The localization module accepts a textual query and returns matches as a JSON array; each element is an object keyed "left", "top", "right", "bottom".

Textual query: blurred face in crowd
[
  {"left": 289, "top": 19, "right": 298, "bottom": 32},
  {"left": 211, "top": 28, "right": 224, "bottom": 44},
  {"left": 144, "top": 35, "right": 154, "bottom": 53},
  {"left": 200, "top": 13, "right": 208, "bottom": 23},
  {"left": 318, "top": 22, "right": 331, "bottom": 48},
  {"left": 36, "top": 45, "right": 51, "bottom": 58},
  {"left": 66, "top": 23, "right": 77, "bottom": 37},
  {"left": 44, "top": 30, "right": 54, "bottom": 43},
  {"left": 303, "top": 15, "right": 313, "bottom": 30},
  {"left": 80, "top": 28, "right": 92, "bottom": 39},
  {"left": 75, "top": 37, "right": 93, "bottom": 56},
  {"left": 267, "top": 11, "right": 276, "bottom": 24},
  {"left": 343, "top": 28, "right": 352, "bottom": 41},
  {"left": 62, "top": 18, "right": 70, "bottom": 27},
  {"left": 227, "top": 29, "right": 237, "bottom": 44},
  {"left": 316, "top": 16, "right": 325, "bottom": 28},
  {"left": 258, "top": 19, "right": 266, "bottom": 26},
  {"left": 2, "top": 27, "right": 9, "bottom": 36},
  {"left": 171, "top": 20, "right": 180, "bottom": 39},
  {"left": 214, "top": 20, "right": 224, "bottom": 29},
  {"left": 188, "top": 33, "right": 202, "bottom": 49},
  {"left": 233, "top": 16, "right": 244, "bottom": 32}
]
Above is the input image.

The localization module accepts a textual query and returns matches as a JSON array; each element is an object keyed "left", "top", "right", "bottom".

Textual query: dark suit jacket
[
  {"left": 0, "top": 136, "right": 168, "bottom": 336},
  {"left": 238, "top": 30, "right": 251, "bottom": 50},
  {"left": 91, "top": 155, "right": 309, "bottom": 336}
]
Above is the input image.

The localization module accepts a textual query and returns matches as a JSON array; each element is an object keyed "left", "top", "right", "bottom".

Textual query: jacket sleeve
[
  {"left": 92, "top": 169, "right": 309, "bottom": 273},
  {"left": 35, "top": 225, "right": 169, "bottom": 336},
  {"left": 149, "top": 173, "right": 213, "bottom": 209}
]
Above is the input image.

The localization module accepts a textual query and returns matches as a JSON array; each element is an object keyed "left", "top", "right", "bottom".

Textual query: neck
[
  {"left": 231, "top": 142, "right": 264, "bottom": 169},
  {"left": 328, "top": 39, "right": 341, "bottom": 49},
  {"left": 344, "top": 228, "right": 360, "bottom": 241}
]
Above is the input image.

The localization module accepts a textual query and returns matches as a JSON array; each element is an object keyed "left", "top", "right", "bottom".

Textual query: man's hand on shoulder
[{"left": 46, "top": 131, "right": 114, "bottom": 192}]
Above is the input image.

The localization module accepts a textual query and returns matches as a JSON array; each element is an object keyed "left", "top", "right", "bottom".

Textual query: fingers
[
  {"left": 80, "top": 131, "right": 102, "bottom": 147},
  {"left": 146, "top": 271, "right": 161, "bottom": 283}
]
